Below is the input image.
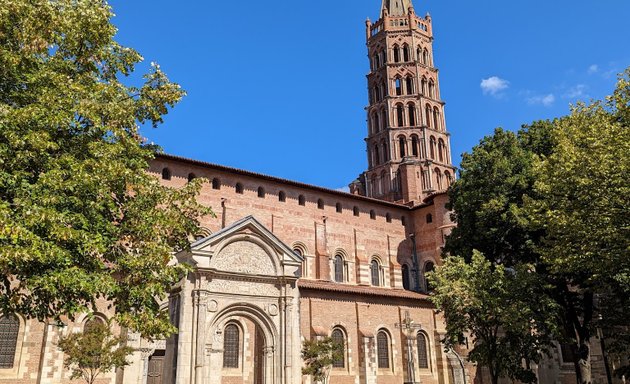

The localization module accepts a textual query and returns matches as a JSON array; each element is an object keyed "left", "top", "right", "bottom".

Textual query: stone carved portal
[{"left": 176, "top": 216, "right": 302, "bottom": 384}]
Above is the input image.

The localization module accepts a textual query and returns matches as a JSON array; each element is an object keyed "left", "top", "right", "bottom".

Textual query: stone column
[
  {"left": 193, "top": 290, "right": 209, "bottom": 384},
  {"left": 139, "top": 348, "right": 155, "bottom": 384}
]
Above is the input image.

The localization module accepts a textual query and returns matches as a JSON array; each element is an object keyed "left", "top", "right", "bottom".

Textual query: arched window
[
  {"left": 429, "top": 136, "right": 436, "bottom": 159},
  {"left": 212, "top": 178, "right": 221, "bottom": 190},
  {"left": 395, "top": 78, "right": 402, "bottom": 96},
  {"left": 406, "top": 76, "right": 414, "bottom": 94},
  {"left": 428, "top": 80, "right": 435, "bottom": 99},
  {"left": 381, "top": 140, "right": 388, "bottom": 162},
  {"left": 445, "top": 171, "right": 452, "bottom": 187},
  {"left": 377, "top": 331, "right": 390, "bottom": 368},
  {"left": 298, "top": 195, "right": 306, "bottom": 206},
  {"left": 422, "top": 49, "right": 429, "bottom": 65},
  {"left": 257, "top": 186, "right": 265, "bottom": 198},
  {"left": 401, "top": 264, "right": 410, "bottom": 290},
  {"left": 426, "top": 213, "right": 433, "bottom": 223},
  {"left": 336, "top": 203, "right": 342, "bottom": 213},
  {"left": 393, "top": 45, "right": 400, "bottom": 63},
  {"left": 235, "top": 183, "right": 244, "bottom": 194},
  {"left": 223, "top": 324, "right": 240, "bottom": 368},
  {"left": 438, "top": 139, "right": 445, "bottom": 162},
  {"left": 416, "top": 46, "right": 422, "bottom": 62},
  {"left": 370, "top": 210, "right": 376, "bottom": 220},
  {"left": 373, "top": 112, "right": 380, "bottom": 132},
  {"left": 417, "top": 332, "right": 429, "bottom": 368},
  {"left": 399, "top": 136, "right": 406, "bottom": 158},
  {"left": 353, "top": 206, "right": 360, "bottom": 217},
  {"left": 317, "top": 199, "right": 324, "bottom": 210},
  {"left": 374, "top": 54, "right": 380, "bottom": 69},
  {"left": 374, "top": 144, "right": 380, "bottom": 166},
  {"left": 161, "top": 168, "right": 171, "bottom": 180},
  {"left": 396, "top": 104, "right": 404, "bottom": 127},
  {"left": 402, "top": 44, "right": 410, "bottom": 62},
  {"left": 433, "top": 108, "right": 440, "bottom": 131},
  {"left": 331, "top": 329, "right": 346, "bottom": 368},
  {"left": 424, "top": 262, "right": 435, "bottom": 292},
  {"left": 435, "top": 168, "right": 443, "bottom": 190},
  {"left": 187, "top": 173, "right": 196, "bottom": 182},
  {"left": 374, "top": 85, "right": 380, "bottom": 102},
  {"left": 278, "top": 191, "right": 286, "bottom": 202},
  {"left": 425, "top": 104, "right": 432, "bottom": 127},
  {"left": 381, "top": 171, "right": 388, "bottom": 194},
  {"left": 421, "top": 77, "right": 427, "bottom": 95},
  {"left": 0, "top": 314, "right": 19, "bottom": 368},
  {"left": 334, "top": 255, "right": 344, "bottom": 282},
  {"left": 411, "top": 136, "right": 419, "bottom": 157},
  {"left": 370, "top": 259, "right": 380, "bottom": 286},
  {"left": 381, "top": 110, "right": 387, "bottom": 131},
  {"left": 408, "top": 104, "right": 416, "bottom": 126}
]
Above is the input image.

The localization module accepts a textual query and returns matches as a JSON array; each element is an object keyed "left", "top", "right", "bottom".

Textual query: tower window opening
[
  {"left": 381, "top": 140, "right": 388, "bottom": 162},
  {"left": 428, "top": 81, "right": 435, "bottom": 99},
  {"left": 257, "top": 186, "right": 265, "bottom": 198},
  {"left": 433, "top": 107, "right": 440, "bottom": 131},
  {"left": 422, "top": 49, "right": 429, "bottom": 65},
  {"left": 393, "top": 45, "right": 400, "bottom": 63},
  {"left": 402, "top": 44, "right": 410, "bottom": 62},
  {"left": 425, "top": 104, "right": 432, "bottom": 127},
  {"left": 395, "top": 78, "right": 402, "bottom": 96},
  {"left": 426, "top": 213, "right": 433, "bottom": 223},
  {"left": 396, "top": 104, "right": 404, "bottom": 127},
  {"left": 406, "top": 76, "right": 414, "bottom": 94},
  {"left": 421, "top": 77, "right": 427, "bottom": 95},
  {"left": 430, "top": 136, "right": 436, "bottom": 159},
  {"left": 402, "top": 264, "right": 410, "bottom": 290},
  {"left": 374, "top": 144, "right": 380, "bottom": 166},
  {"left": 399, "top": 136, "right": 406, "bottom": 158},
  {"left": 411, "top": 136, "right": 419, "bottom": 156},
  {"left": 408, "top": 104, "right": 416, "bottom": 126},
  {"left": 438, "top": 138, "right": 445, "bottom": 162}
]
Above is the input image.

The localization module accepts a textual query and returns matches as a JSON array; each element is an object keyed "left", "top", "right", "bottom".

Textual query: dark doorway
[
  {"left": 254, "top": 327, "right": 265, "bottom": 384},
  {"left": 147, "top": 350, "right": 165, "bottom": 384}
]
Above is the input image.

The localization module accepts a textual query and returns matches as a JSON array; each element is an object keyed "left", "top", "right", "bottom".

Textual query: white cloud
[
  {"left": 563, "top": 84, "right": 588, "bottom": 99},
  {"left": 527, "top": 94, "right": 555, "bottom": 107},
  {"left": 587, "top": 64, "right": 599, "bottom": 74},
  {"left": 335, "top": 186, "right": 350, "bottom": 193},
  {"left": 480, "top": 76, "right": 509, "bottom": 97}
]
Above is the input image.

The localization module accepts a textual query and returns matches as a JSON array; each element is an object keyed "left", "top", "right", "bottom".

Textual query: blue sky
[{"left": 109, "top": 0, "right": 630, "bottom": 190}]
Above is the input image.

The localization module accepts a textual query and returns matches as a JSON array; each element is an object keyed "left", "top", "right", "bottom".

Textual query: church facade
[{"left": 0, "top": 1, "right": 613, "bottom": 384}]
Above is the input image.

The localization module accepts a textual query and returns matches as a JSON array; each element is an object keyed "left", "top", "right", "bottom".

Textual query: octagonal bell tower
[{"left": 350, "top": 0, "right": 456, "bottom": 205}]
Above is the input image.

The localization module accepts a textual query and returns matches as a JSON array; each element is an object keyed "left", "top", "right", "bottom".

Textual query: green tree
[
  {"left": 302, "top": 337, "right": 344, "bottom": 384},
  {"left": 526, "top": 69, "right": 630, "bottom": 383},
  {"left": 444, "top": 122, "right": 554, "bottom": 266},
  {"left": 0, "top": 0, "right": 211, "bottom": 338},
  {"left": 57, "top": 319, "right": 134, "bottom": 384},
  {"left": 428, "top": 251, "right": 559, "bottom": 384}
]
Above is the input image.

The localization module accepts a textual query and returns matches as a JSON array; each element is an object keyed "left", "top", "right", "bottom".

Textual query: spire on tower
[{"left": 381, "top": 0, "right": 414, "bottom": 17}]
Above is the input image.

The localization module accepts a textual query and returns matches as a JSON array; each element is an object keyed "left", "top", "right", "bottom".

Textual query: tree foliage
[
  {"left": 57, "top": 319, "right": 134, "bottom": 384},
  {"left": 525, "top": 68, "right": 630, "bottom": 382},
  {"left": 428, "top": 251, "right": 559, "bottom": 384},
  {"left": 443, "top": 67, "right": 630, "bottom": 383},
  {"left": 0, "top": 0, "right": 211, "bottom": 338},
  {"left": 302, "top": 337, "right": 344, "bottom": 384}
]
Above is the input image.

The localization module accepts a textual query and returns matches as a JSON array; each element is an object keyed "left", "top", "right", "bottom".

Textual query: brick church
[{"left": 0, "top": 1, "right": 612, "bottom": 384}]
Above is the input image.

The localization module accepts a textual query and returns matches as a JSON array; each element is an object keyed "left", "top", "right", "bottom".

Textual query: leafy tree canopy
[
  {"left": 57, "top": 319, "right": 134, "bottom": 384},
  {"left": 428, "top": 251, "right": 559, "bottom": 384},
  {"left": 0, "top": 0, "right": 211, "bottom": 338},
  {"left": 302, "top": 337, "right": 344, "bottom": 384}
]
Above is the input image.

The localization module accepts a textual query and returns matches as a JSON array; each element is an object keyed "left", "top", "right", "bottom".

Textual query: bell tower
[{"left": 350, "top": 0, "right": 456, "bottom": 205}]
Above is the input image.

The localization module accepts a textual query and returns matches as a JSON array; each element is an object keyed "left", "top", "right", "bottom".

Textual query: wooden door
[{"left": 147, "top": 350, "right": 165, "bottom": 384}]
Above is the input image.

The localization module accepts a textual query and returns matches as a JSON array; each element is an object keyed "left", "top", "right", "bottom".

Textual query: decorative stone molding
[{"left": 211, "top": 240, "right": 275, "bottom": 276}]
